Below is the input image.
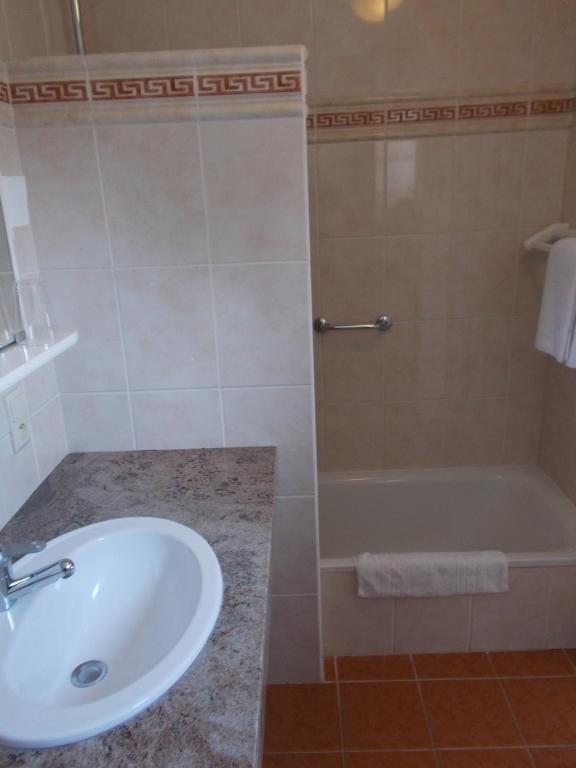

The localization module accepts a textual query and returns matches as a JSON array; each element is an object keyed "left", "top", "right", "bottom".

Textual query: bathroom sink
[{"left": 0, "top": 517, "right": 223, "bottom": 748}]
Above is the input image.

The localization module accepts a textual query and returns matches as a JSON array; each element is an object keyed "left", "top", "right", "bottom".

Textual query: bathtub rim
[{"left": 319, "top": 464, "right": 576, "bottom": 571}]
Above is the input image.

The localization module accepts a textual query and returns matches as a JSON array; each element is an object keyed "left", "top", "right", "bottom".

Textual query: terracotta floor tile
[
  {"left": 337, "top": 655, "right": 414, "bottom": 681},
  {"left": 565, "top": 650, "right": 576, "bottom": 669},
  {"left": 504, "top": 678, "right": 576, "bottom": 745},
  {"left": 490, "top": 651, "right": 574, "bottom": 678},
  {"left": 263, "top": 755, "right": 342, "bottom": 768},
  {"left": 264, "top": 684, "right": 340, "bottom": 752},
  {"left": 413, "top": 653, "right": 492, "bottom": 679},
  {"left": 324, "top": 657, "right": 336, "bottom": 681},
  {"left": 531, "top": 748, "right": 576, "bottom": 767},
  {"left": 438, "top": 749, "right": 533, "bottom": 767},
  {"left": 421, "top": 679, "right": 522, "bottom": 748},
  {"left": 346, "top": 753, "right": 436, "bottom": 767},
  {"left": 340, "top": 681, "right": 431, "bottom": 750}
]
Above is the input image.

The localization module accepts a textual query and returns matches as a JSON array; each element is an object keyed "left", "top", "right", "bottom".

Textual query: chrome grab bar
[{"left": 313, "top": 314, "right": 393, "bottom": 334}]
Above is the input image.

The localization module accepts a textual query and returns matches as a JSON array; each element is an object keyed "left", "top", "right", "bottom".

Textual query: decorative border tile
[
  {"left": 10, "top": 80, "right": 88, "bottom": 104},
  {"left": 387, "top": 105, "right": 457, "bottom": 124},
  {"left": 458, "top": 101, "right": 528, "bottom": 120},
  {"left": 197, "top": 70, "right": 301, "bottom": 97},
  {"left": 0, "top": 81, "right": 9, "bottom": 104},
  {"left": 91, "top": 75, "right": 195, "bottom": 101}
]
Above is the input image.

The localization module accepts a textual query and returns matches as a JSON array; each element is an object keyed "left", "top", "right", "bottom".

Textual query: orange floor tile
[{"left": 263, "top": 650, "right": 576, "bottom": 767}]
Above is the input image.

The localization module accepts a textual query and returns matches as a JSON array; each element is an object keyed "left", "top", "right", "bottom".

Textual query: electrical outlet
[{"left": 4, "top": 386, "right": 30, "bottom": 453}]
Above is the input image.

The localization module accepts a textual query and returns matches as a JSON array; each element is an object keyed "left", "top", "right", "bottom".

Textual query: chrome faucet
[{"left": 0, "top": 541, "right": 75, "bottom": 612}]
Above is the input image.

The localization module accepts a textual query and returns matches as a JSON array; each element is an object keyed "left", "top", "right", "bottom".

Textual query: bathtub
[{"left": 319, "top": 466, "right": 576, "bottom": 657}]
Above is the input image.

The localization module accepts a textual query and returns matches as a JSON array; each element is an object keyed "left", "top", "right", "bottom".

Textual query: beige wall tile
[
  {"left": 321, "top": 571, "right": 394, "bottom": 657},
  {"left": 316, "top": 236, "right": 386, "bottom": 321},
  {"left": 43, "top": 0, "right": 76, "bottom": 55},
  {"left": 515, "top": 245, "right": 547, "bottom": 316},
  {"left": 312, "top": 0, "right": 386, "bottom": 99},
  {"left": 562, "top": 130, "right": 576, "bottom": 223},
  {"left": 521, "top": 130, "right": 569, "bottom": 228},
  {"left": 452, "top": 134, "right": 524, "bottom": 231},
  {"left": 4, "top": 0, "right": 47, "bottom": 58},
  {"left": 443, "top": 398, "right": 507, "bottom": 466},
  {"left": 394, "top": 596, "right": 471, "bottom": 652},
  {"left": 503, "top": 395, "right": 545, "bottom": 465},
  {"left": 448, "top": 230, "right": 518, "bottom": 318},
  {"left": 385, "top": 234, "right": 450, "bottom": 321},
  {"left": 386, "top": 137, "right": 454, "bottom": 235},
  {"left": 81, "top": 0, "right": 168, "bottom": 53},
  {"left": 384, "top": 400, "right": 445, "bottom": 469},
  {"left": 239, "top": 0, "right": 311, "bottom": 47},
  {"left": 384, "top": 320, "right": 447, "bottom": 400},
  {"left": 459, "top": 0, "right": 536, "bottom": 93},
  {"left": 445, "top": 318, "right": 510, "bottom": 399},
  {"left": 317, "top": 140, "right": 387, "bottom": 237},
  {"left": 320, "top": 332, "right": 383, "bottom": 403},
  {"left": 470, "top": 568, "right": 550, "bottom": 650},
  {"left": 379, "top": 0, "right": 461, "bottom": 95},
  {"left": 507, "top": 316, "right": 548, "bottom": 402},
  {"left": 166, "top": 0, "right": 240, "bottom": 50},
  {"left": 531, "top": 0, "right": 576, "bottom": 91},
  {"left": 321, "top": 402, "right": 385, "bottom": 471},
  {"left": 308, "top": 144, "right": 319, "bottom": 241}
]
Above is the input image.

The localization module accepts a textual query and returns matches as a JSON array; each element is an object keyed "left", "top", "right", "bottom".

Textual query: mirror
[{"left": 0, "top": 205, "right": 23, "bottom": 351}]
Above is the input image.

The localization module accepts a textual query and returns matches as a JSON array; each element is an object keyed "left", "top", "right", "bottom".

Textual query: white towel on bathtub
[{"left": 354, "top": 551, "right": 508, "bottom": 598}]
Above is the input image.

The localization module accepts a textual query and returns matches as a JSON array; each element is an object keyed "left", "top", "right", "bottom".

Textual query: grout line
[
  {"left": 491, "top": 653, "right": 538, "bottom": 768},
  {"left": 409, "top": 654, "right": 441, "bottom": 768},
  {"left": 88, "top": 115, "right": 136, "bottom": 451},
  {"left": 333, "top": 657, "right": 346, "bottom": 766}
]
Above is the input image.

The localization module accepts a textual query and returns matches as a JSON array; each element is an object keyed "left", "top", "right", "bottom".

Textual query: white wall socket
[{"left": 4, "top": 386, "right": 30, "bottom": 453}]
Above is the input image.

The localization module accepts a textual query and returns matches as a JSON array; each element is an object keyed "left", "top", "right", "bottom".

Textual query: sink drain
[{"left": 71, "top": 660, "right": 108, "bottom": 688}]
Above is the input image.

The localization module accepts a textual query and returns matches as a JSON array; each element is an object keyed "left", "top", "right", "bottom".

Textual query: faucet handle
[{"left": 0, "top": 541, "right": 45, "bottom": 564}]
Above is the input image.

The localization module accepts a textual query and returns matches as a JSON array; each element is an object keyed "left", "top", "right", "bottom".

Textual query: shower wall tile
[
  {"left": 383, "top": 400, "right": 445, "bottom": 469},
  {"left": 201, "top": 117, "right": 308, "bottom": 264},
  {"left": 442, "top": 398, "right": 507, "bottom": 467},
  {"left": 320, "top": 333, "right": 383, "bottom": 404},
  {"left": 386, "top": 137, "right": 454, "bottom": 235},
  {"left": 17, "top": 126, "right": 110, "bottom": 270},
  {"left": 238, "top": 0, "right": 312, "bottom": 49},
  {"left": 531, "top": 0, "right": 576, "bottom": 92},
  {"left": 458, "top": 0, "right": 535, "bottom": 94},
  {"left": 320, "top": 402, "right": 385, "bottom": 472},
  {"left": 452, "top": 133, "right": 524, "bottom": 231},
  {"left": 96, "top": 122, "right": 207, "bottom": 267},
  {"left": 445, "top": 318, "right": 509, "bottom": 399},
  {"left": 213, "top": 263, "right": 311, "bottom": 387},
  {"left": 521, "top": 130, "right": 569, "bottom": 228},
  {"left": 116, "top": 267, "right": 218, "bottom": 390},
  {"left": 166, "top": 0, "right": 240, "bottom": 50},
  {"left": 384, "top": 320, "right": 447, "bottom": 401},
  {"left": 317, "top": 141, "right": 387, "bottom": 238},
  {"left": 131, "top": 390, "right": 223, "bottom": 450},
  {"left": 81, "top": 0, "right": 169, "bottom": 53},
  {"left": 315, "top": 237, "right": 386, "bottom": 322},
  {"left": 3, "top": 0, "right": 47, "bottom": 58}
]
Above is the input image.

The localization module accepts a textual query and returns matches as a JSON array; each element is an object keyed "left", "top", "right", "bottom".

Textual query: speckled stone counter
[{"left": 0, "top": 447, "right": 276, "bottom": 768}]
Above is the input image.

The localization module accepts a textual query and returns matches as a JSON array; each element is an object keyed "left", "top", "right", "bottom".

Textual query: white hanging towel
[
  {"left": 354, "top": 551, "right": 508, "bottom": 598},
  {"left": 535, "top": 237, "right": 576, "bottom": 367}
]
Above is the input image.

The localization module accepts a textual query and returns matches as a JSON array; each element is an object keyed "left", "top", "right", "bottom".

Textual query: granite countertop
[{"left": 0, "top": 447, "right": 276, "bottom": 768}]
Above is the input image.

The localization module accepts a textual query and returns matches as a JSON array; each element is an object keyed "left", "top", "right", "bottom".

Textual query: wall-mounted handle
[{"left": 313, "top": 315, "right": 393, "bottom": 334}]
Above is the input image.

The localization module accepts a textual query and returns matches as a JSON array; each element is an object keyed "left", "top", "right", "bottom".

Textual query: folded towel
[
  {"left": 354, "top": 551, "right": 508, "bottom": 598},
  {"left": 536, "top": 237, "right": 576, "bottom": 367}
]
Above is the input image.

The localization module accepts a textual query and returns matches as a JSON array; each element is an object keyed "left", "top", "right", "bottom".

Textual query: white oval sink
[{"left": 0, "top": 517, "right": 223, "bottom": 748}]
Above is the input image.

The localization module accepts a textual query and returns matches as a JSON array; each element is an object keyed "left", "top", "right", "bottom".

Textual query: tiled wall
[
  {"left": 311, "top": 129, "right": 563, "bottom": 471},
  {"left": 0, "top": 48, "right": 321, "bottom": 684},
  {"left": 0, "top": 119, "right": 68, "bottom": 527},
  {"left": 539, "top": 125, "right": 576, "bottom": 503},
  {"left": 2, "top": 0, "right": 576, "bottom": 99}
]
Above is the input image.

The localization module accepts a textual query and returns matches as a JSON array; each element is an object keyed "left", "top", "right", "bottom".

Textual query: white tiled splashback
[{"left": 0, "top": 47, "right": 321, "bottom": 684}]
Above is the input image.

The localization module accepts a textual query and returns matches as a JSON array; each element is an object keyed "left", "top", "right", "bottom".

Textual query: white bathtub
[{"left": 319, "top": 466, "right": 576, "bottom": 657}]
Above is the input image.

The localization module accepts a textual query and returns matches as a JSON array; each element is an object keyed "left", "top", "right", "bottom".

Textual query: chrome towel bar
[{"left": 313, "top": 314, "right": 393, "bottom": 334}]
